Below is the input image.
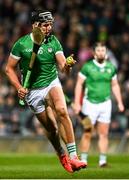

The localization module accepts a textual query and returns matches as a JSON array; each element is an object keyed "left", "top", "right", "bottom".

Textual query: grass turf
[{"left": 0, "top": 153, "right": 129, "bottom": 179}]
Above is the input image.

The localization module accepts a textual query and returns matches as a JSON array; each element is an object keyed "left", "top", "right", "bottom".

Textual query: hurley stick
[{"left": 19, "top": 27, "right": 45, "bottom": 105}]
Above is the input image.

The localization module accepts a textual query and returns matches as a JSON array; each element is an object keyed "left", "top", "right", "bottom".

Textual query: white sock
[
  {"left": 66, "top": 142, "right": 77, "bottom": 159},
  {"left": 99, "top": 154, "right": 107, "bottom": 165},
  {"left": 81, "top": 152, "right": 88, "bottom": 163}
]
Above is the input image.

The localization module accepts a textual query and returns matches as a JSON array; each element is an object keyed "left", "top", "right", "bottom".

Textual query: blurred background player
[
  {"left": 5, "top": 10, "right": 86, "bottom": 172},
  {"left": 73, "top": 42, "right": 124, "bottom": 167}
]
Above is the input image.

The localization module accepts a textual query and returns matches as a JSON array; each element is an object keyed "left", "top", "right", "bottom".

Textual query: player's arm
[
  {"left": 5, "top": 56, "right": 28, "bottom": 99},
  {"left": 56, "top": 53, "right": 75, "bottom": 74},
  {"left": 111, "top": 78, "right": 124, "bottom": 112},
  {"left": 73, "top": 73, "right": 85, "bottom": 114}
]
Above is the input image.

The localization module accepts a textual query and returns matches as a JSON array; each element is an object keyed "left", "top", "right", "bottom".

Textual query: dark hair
[
  {"left": 93, "top": 42, "right": 107, "bottom": 51},
  {"left": 30, "top": 10, "right": 54, "bottom": 24}
]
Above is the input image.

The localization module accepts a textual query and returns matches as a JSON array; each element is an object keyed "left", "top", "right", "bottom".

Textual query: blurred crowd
[{"left": 0, "top": 0, "right": 129, "bottom": 137}]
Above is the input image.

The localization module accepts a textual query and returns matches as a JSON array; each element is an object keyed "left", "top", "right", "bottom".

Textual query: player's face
[
  {"left": 94, "top": 46, "right": 107, "bottom": 62},
  {"left": 39, "top": 21, "right": 53, "bottom": 36},
  {"left": 33, "top": 21, "right": 53, "bottom": 36}
]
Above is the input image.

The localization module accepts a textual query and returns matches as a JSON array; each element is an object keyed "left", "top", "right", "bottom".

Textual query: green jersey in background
[
  {"left": 10, "top": 34, "right": 63, "bottom": 89},
  {"left": 79, "top": 59, "right": 117, "bottom": 103}
]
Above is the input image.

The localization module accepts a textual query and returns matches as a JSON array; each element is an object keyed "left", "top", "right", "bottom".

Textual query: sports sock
[
  {"left": 66, "top": 142, "right": 77, "bottom": 159},
  {"left": 81, "top": 152, "right": 88, "bottom": 163},
  {"left": 99, "top": 154, "right": 107, "bottom": 164}
]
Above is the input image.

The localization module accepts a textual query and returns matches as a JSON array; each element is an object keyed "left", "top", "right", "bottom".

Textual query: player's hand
[
  {"left": 18, "top": 87, "right": 28, "bottom": 100},
  {"left": 66, "top": 54, "right": 76, "bottom": 67},
  {"left": 118, "top": 103, "right": 125, "bottom": 112},
  {"left": 72, "top": 103, "right": 81, "bottom": 115}
]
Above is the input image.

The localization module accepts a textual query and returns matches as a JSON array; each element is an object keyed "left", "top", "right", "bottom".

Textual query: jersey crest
[{"left": 48, "top": 47, "right": 53, "bottom": 53}]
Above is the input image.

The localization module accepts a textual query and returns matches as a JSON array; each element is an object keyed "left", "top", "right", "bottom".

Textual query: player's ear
[
  {"left": 94, "top": 54, "right": 97, "bottom": 59},
  {"left": 105, "top": 54, "right": 108, "bottom": 59},
  {"left": 92, "top": 49, "right": 96, "bottom": 59},
  {"left": 105, "top": 48, "right": 108, "bottom": 59}
]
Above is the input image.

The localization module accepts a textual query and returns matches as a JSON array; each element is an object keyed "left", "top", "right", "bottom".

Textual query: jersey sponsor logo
[
  {"left": 25, "top": 48, "right": 32, "bottom": 52},
  {"left": 48, "top": 47, "right": 53, "bottom": 53}
]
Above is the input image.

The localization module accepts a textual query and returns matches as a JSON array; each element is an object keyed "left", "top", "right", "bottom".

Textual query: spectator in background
[{"left": 78, "top": 38, "right": 93, "bottom": 65}]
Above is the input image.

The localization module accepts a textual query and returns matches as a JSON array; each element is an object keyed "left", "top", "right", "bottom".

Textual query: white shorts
[
  {"left": 25, "top": 77, "right": 61, "bottom": 114},
  {"left": 81, "top": 98, "right": 112, "bottom": 125}
]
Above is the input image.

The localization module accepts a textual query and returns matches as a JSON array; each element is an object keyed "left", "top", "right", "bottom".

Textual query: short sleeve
[
  {"left": 111, "top": 65, "right": 117, "bottom": 79},
  {"left": 80, "top": 63, "right": 88, "bottom": 78},
  {"left": 53, "top": 36, "right": 63, "bottom": 55},
  {"left": 10, "top": 40, "right": 22, "bottom": 60}
]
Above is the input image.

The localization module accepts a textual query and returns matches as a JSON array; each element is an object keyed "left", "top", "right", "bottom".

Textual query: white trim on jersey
[
  {"left": 55, "top": 51, "right": 63, "bottom": 55},
  {"left": 30, "top": 33, "right": 34, "bottom": 42},
  {"left": 10, "top": 53, "right": 21, "bottom": 60},
  {"left": 78, "top": 72, "right": 87, "bottom": 80},
  {"left": 93, "top": 59, "right": 106, "bottom": 68},
  {"left": 112, "top": 74, "right": 117, "bottom": 80}
]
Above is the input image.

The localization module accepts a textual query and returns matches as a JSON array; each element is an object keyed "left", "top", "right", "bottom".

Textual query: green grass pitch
[{"left": 0, "top": 153, "right": 129, "bottom": 179}]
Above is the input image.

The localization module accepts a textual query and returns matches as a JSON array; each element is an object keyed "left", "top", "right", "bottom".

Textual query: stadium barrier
[{"left": 0, "top": 135, "right": 129, "bottom": 154}]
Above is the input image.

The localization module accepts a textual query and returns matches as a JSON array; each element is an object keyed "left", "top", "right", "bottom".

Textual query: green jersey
[
  {"left": 79, "top": 59, "right": 117, "bottom": 103},
  {"left": 10, "top": 33, "right": 63, "bottom": 89}
]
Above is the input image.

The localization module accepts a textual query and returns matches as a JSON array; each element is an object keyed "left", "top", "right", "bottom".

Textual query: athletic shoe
[
  {"left": 70, "top": 155, "right": 87, "bottom": 171},
  {"left": 81, "top": 159, "right": 88, "bottom": 165},
  {"left": 99, "top": 160, "right": 107, "bottom": 167},
  {"left": 99, "top": 162, "right": 108, "bottom": 167},
  {"left": 59, "top": 154, "right": 73, "bottom": 173}
]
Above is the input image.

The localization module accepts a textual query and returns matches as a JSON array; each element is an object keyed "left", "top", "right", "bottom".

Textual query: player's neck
[{"left": 93, "top": 59, "right": 106, "bottom": 67}]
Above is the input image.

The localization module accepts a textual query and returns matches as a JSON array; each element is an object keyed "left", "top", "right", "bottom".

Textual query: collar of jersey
[
  {"left": 30, "top": 33, "right": 52, "bottom": 44},
  {"left": 30, "top": 33, "right": 34, "bottom": 42},
  {"left": 93, "top": 59, "right": 106, "bottom": 68}
]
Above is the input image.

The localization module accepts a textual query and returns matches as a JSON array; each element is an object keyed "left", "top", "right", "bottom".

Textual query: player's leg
[
  {"left": 78, "top": 112, "right": 93, "bottom": 164},
  {"left": 25, "top": 89, "right": 73, "bottom": 173},
  {"left": 79, "top": 99, "right": 98, "bottom": 164},
  {"left": 45, "top": 95, "right": 80, "bottom": 161},
  {"left": 45, "top": 94, "right": 75, "bottom": 171},
  {"left": 45, "top": 93, "right": 68, "bottom": 144},
  {"left": 49, "top": 86, "right": 86, "bottom": 170},
  {"left": 97, "top": 122, "right": 110, "bottom": 167},
  {"left": 97, "top": 99, "right": 111, "bottom": 167},
  {"left": 36, "top": 110, "right": 73, "bottom": 173},
  {"left": 36, "top": 110, "right": 64, "bottom": 155}
]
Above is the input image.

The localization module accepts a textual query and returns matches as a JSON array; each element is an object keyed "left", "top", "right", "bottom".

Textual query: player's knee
[
  {"left": 80, "top": 113, "right": 93, "bottom": 132},
  {"left": 56, "top": 106, "right": 68, "bottom": 118},
  {"left": 99, "top": 133, "right": 108, "bottom": 140},
  {"left": 83, "top": 132, "right": 92, "bottom": 139}
]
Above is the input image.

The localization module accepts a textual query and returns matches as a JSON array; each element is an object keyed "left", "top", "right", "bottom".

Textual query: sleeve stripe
[
  {"left": 10, "top": 53, "right": 21, "bottom": 60},
  {"left": 78, "top": 72, "right": 86, "bottom": 80},
  {"left": 55, "top": 51, "right": 63, "bottom": 55},
  {"left": 112, "top": 74, "right": 117, "bottom": 80}
]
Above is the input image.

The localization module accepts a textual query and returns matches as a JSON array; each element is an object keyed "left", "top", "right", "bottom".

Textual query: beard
[
  {"left": 97, "top": 57, "right": 105, "bottom": 63},
  {"left": 94, "top": 54, "right": 106, "bottom": 63}
]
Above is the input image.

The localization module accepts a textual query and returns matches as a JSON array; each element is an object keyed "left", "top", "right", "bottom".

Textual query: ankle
[
  {"left": 99, "top": 154, "right": 107, "bottom": 163},
  {"left": 66, "top": 142, "right": 77, "bottom": 159}
]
